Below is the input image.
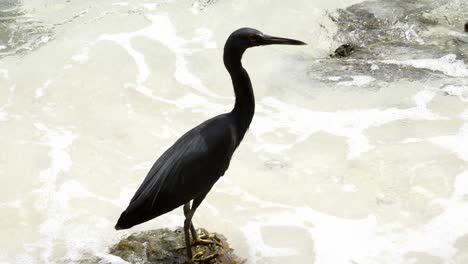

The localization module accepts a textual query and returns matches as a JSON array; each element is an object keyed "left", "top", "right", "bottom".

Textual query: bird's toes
[
  {"left": 194, "top": 232, "right": 222, "bottom": 246},
  {"left": 193, "top": 251, "right": 220, "bottom": 263},
  {"left": 193, "top": 237, "right": 222, "bottom": 247}
]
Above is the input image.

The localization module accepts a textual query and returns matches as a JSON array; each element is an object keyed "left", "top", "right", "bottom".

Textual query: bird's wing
[{"left": 124, "top": 116, "right": 236, "bottom": 219}]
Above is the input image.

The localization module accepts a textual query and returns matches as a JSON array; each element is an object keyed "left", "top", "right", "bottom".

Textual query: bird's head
[{"left": 226, "top": 28, "right": 306, "bottom": 51}]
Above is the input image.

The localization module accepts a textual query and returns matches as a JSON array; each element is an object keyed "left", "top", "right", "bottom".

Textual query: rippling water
[{"left": 1, "top": 0, "right": 468, "bottom": 263}]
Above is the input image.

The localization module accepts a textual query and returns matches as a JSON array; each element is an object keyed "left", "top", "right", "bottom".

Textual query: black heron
[{"left": 115, "top": 28, "right": 306, "bottom": 262}]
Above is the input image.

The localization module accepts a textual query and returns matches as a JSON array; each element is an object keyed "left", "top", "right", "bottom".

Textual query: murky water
[{"left": 1, "top": 0, "right": 467, "bottom": 263}]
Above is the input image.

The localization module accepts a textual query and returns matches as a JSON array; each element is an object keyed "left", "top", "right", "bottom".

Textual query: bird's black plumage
[
  {"left": 116, "top": 114, "right": 237, "bottom": 229},
  {"left": 115, "top": 27, "right": 305, "bottom": 261}
]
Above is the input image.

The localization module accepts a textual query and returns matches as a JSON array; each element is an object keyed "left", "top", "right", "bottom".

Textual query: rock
[
  {"left": 82, "top": 228, "right": 245, "bottom": 264},
  {"left": 330, "top": 43, "right": 359, "bottom": 58},
  {"left": 465, "top": 21, "right": 468, "bottom": 32}
]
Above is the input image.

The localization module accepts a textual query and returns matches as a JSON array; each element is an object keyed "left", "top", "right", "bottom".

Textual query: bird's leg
[
  {"left": 183, "top": 193, "right": 220, "bottom": 263},
  {"left": 183, "top": 211, "right": 194, "bottom": 261},
  {"left": 184, "top": 194, "right": 208, "bottom": 263},
  {"left": 183, "top": 201, "right": 221, "bottom": 247},
  {"left": 183, "top": 202, "right": 198, "bottom": 241}
]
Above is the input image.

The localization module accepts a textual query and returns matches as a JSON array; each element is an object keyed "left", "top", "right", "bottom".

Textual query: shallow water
[{"left": 1, "top": 0, "right": 468, "bottom": 263}]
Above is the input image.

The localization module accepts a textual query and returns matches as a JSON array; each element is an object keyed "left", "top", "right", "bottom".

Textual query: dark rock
[
  {"left": 81, "top": 228, "right": 245, "bottom": 264},
  {"left": 330, "top": 43, "right": 359, "bottom": 58},
  {"left": 465, "top": 21, "right": 468, "bottom": 32}
]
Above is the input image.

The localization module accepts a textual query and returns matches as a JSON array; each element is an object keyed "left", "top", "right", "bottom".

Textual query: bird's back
[{"left": 115, "top": 113, "right": 239, "bottom": 229}]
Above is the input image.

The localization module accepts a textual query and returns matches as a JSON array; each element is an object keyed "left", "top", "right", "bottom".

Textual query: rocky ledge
[{"left": 81, "top": 228, "right": 245, "bottom": 264}]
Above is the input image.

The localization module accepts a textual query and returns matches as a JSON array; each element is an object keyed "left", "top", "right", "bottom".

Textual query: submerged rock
[{"left": 82, "top": 228, "right": 244, "bottom": 264}]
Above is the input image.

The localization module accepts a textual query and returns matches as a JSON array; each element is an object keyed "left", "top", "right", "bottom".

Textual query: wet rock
[
  {"left": 330, "top": 43, "right": 359, "bottom": 58},
  {"left": 304, "top": 0, "right": 468, "bottom": 87},
  {"left": 82, "top": 228, "right": 245, "bottom": 264}
]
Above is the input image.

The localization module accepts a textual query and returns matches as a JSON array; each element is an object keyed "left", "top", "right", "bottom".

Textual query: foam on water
[
  {"left": 24, "top": 123, "right": 140, "bottom": 262},
  {"left": 430, "top": 110, "right": 468, "bottom": 162},
  {"left": 337, "top": 75, "right": 375, "bottom": 86},
  {"left": 71, "top": 47, "right": 90, "bottom": 63},
  {"left": 24, "top": 124, "right": 120, "bottom": 262},
  {"left": 441, "top": 85, "right": 468, "bottom": 102},
  {"left": 220, "top": 170, "right": 468, "bottom": 263},
  {"left": 251, "top": 90, "right": 443, "bottom": 159},
  {"left": 98, "top": 13, "right": 220, "bottom": 102},
  {"left": 0, "top": 68, "right": 9, "bottom": 80},
  {"left": 35, "top": 79, "right": 51, "bottom": 98},
  {"left": 381, "top": 54, "right": 468, "bottom": 78},
  {"left": 2, "top": 0, "right": 468, "bottom": 263},
  {"left": 27, "top": 124, "right": 77, "bottom": 261},
  {"left": 0, "top": 109, "right": 7, "bottom": 122}
]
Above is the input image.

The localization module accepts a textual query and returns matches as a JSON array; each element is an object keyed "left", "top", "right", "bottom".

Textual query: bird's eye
[{"left": 249, "top": 34, "right": 262, "bottom": 42}]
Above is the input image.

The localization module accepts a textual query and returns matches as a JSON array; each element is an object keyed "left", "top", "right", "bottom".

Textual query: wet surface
[{"left": 0, "top": 0, "right": 467, "bottom": 263}]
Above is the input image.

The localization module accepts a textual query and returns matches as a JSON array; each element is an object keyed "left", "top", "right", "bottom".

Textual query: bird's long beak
[{"left": 261, "top": 34, "right": 307, "bottom": 46}]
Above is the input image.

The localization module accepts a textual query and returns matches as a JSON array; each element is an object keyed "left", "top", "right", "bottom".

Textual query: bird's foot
[
  {"left": 192, "top": 231, "right": 222, "bottom": 247},
  {"left": 193, "top": 250, "right": 220, "bottom": 263}
]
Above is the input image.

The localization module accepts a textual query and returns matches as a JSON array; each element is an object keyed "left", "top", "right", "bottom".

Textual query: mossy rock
[{"left": 82, "top": 228, "right": 245, "bottom": 264}]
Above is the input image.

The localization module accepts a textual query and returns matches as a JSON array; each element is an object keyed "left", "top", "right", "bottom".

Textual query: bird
[{"left": 115, "top": 27, "right": 306, "bottom": 263}]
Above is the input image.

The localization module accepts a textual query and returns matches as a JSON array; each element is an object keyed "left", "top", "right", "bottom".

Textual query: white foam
[
  {"left": 35, "top": 79, "right": 51, "bottom": 98},
  {"left": 342, "top": 184, "right": 358, "bottom": 192},
  {"left": 97, "top": 254, "right": 129, "bottom": 264},
  {"left": 251, "top": 90, "right": 443, "bottom": 159},
  {"left": 131, "top": 161, "right": 152, "bottom": 172},
  {"left": 40, "top": 35, "right": 51, "bottom": 45},
  {"left": 0, "top": 68, "right": 9, "bottom": 80},
  {"left": 242, "top": 219, "right": 299, "bottom": 261},
  {"left": 448, "top": 31, "right": 468, "bottom": 38},
  {"left": 144, "top": 15, "right": 218, "bottom": 96},
  {"left": 221, "top": 171, "right": 468, "bottom": 264},
  {"left": 381, "top": 54, "right": 468, "bottom": 77},
  {"left": 0, "top": 109, "right": 7, "bottom": 122},
  {"left": 441, "top": 85, "right": 468, "bottom": 102},
  {"left": 190, "top": 27, "right": 217, "bottom": 49},
  {"left": 430, "top": 110, "right": 468, "bottom": 162},
  {"left": 98, "top": 14, "right": 220, "bottom": 103},
  {"left": 30, "top": 123, "right": 78, "bottom": 262},
  {"left": 326, "top": 76, "right": 342, "bottom": 81},
  {"left": 72, "top": 47, "right": 90, "bottom": 63}
]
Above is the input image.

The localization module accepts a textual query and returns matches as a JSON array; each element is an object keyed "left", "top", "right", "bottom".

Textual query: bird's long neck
[{"left": 224, "top": 47, "right": 255, "bottom": 139}]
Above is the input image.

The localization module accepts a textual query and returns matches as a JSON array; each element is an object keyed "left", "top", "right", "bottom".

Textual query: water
[{"left": 0, "top": 0, "right": 467, "bottom": 263}]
